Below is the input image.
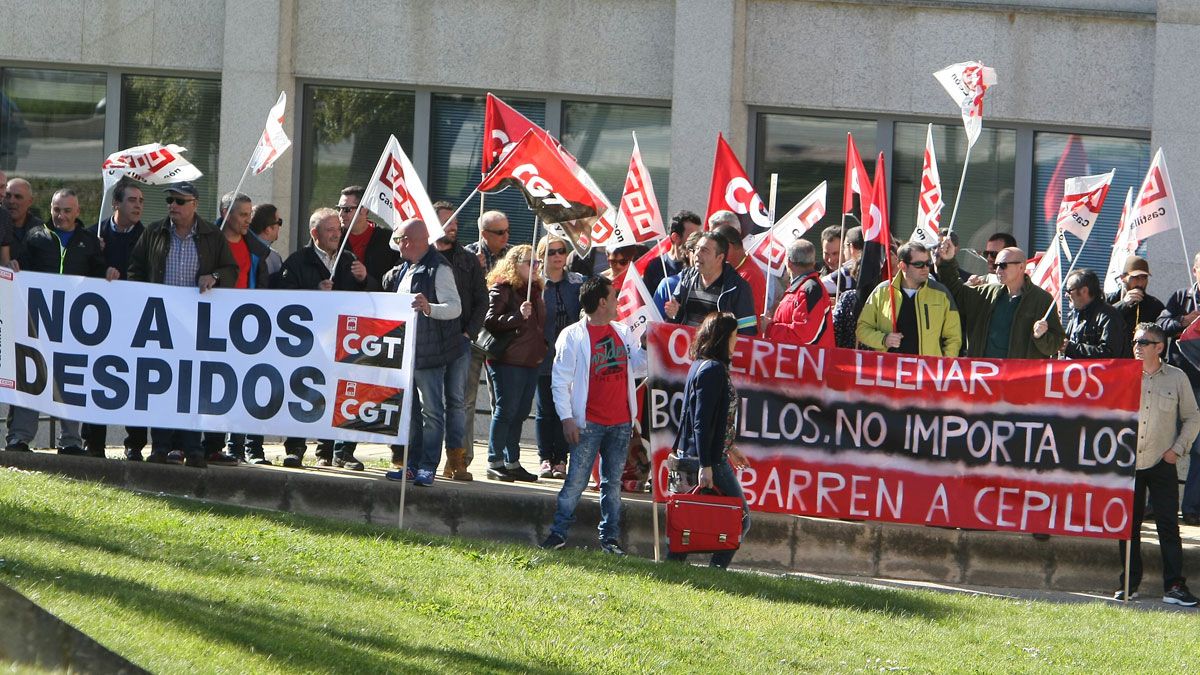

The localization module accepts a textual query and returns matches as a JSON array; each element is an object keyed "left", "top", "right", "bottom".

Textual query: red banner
[{"left": 647, "top": 323, "right": 1139, "bottom": 539}]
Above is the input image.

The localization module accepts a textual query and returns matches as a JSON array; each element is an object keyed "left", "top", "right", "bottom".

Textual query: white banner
[
  {"left": 361, "top": 135, "right": 445, "bottom": 243},
  {"left": 606, "top": 132, "right": 666, "bottom": 249},
  {"left": 1055, "top": 170, "right": 1114, "bottom": 242},
  {"left": 1125, "top": 147, "right": 1182, "bottom": 244},
  {"left": 933, "top": 61, "right": 997, "bottom": 149},
  {"left": 248, "top": 91, "right": 292, "bottom": 176},
  {"left": 1104, "top": 187, "right": 1137, "bottom": 295},
  {"left": 746, "top": 181, "right": 827, "bottom": 276},
  {"left": 911, "top": 124, "right": 943, "bottom": 248},
  {"left": 0, "top": 270, "right": 415, "bottom": 443},
  {"left": 101, "top": 143, "right": 203, "bottom": 190},
  {"left": 616, "top": 266, "right": 662, "bottom": 342}
]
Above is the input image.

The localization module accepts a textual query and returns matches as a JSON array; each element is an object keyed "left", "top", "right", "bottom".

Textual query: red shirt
[
  {"left": 347, "top": 223, "right": 375, "bottom": 264},
  {"left": 585, "top": 323, "right": 630, "bottom": 426},
  {"left": 230, "top": 237, "right": 251, "bottom": 289},
  {"left": 736, "top": 256, "right": 767, "bottom": 321}
]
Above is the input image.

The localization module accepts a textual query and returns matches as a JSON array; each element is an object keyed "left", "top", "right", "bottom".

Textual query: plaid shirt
[{"left": 164, "top": 221, "right": 199, "bottom": 287}]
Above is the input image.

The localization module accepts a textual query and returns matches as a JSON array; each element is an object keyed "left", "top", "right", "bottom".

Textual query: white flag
[
  {"left": 911, "top": 124, "right": 943, "bottom": 248},
  {"left": 248, "top": 91, "right": 292, "bottom": 176},
  {"left": 361, "top": 135, "right": 444, "bottom": 243},
  {"left": 933, "top": 61, "right": 997, "bottom": 149},
  {"left": 615, "top": 265, "right": 662, "bottom": 342},
  {"left": 745, "top": 182, "right": 826, "bottom": 276},
  {"left": 1104, "top": 187, "right": 1136, "bottom": 296},
  {"left": 101, "top": 143, "right": 203, "bottom": 189},
  {"left": 1055, "top": 170, "right": 1114, "bottom": 242},
  {"left": 1125, "top": 148, "right": 1182, "bottom": 244},
  {"left": 1029, "top": 234, "right": 1066, "bottom": 311},
  {"left": 607, "top": 133, "right": 666, "bottom": 249}
]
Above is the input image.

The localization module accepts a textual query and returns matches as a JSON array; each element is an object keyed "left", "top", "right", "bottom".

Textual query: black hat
[{"left": 163, "top": 181, "right": 199, "bottom": 198}]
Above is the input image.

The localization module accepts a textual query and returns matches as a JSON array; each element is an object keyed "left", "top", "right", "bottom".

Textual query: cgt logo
[
  {"left": 332, "top": 380, "right": 405, "bottom": 435},
  {"left": 335, "top": 315, "right": 407, "bottom": 368}
]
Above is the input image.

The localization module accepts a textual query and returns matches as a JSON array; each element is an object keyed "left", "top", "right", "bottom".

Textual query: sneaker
[
  {"left": 248, "top": 455, "right": 272, "bottom": 466},
  {"left": 552, "top": 463, "right": 567, "bottom": 479},
  {"left": 599, "top": 539, "right": 626, "bottom": 556},
  {"left": 1113, "top": 589, "right": 1138, "bottom": 601},
  {"left": 413, "top": 469, "right": 435, "bottom": 487},
  {"left": 315, "top": 458, "right": 333, "bottom": 467},
  {"left": 281, "top": 454, "right": 303, "bottom": 469},
  {"left": 4, "top": 442, "right": 31, "bottom": 453},
  {"left": 1182, "top": 514, "right": 1200, "bottom": 526},
  {"left": 166, "top": 450, "right": 185, "bottom": 465},
  {"left": 124, "top": 448, "right": 143, "bottom": 462},
  {"left": 145, "top": 452, "right": 168, "bottom": 464},
  {"left": 334, "top": 457, "right": 365, "bottom": 471},
  {"left": 183, "top": 454, "right": 208, "bottom": 469},
  {"left": 540, "top": 533, "right": 566, "bottom": 550},
  {"left": 57, "top": 445, "right": 87, "bottom": 456},
  {"left": 486, "top": 466, "right": 514, "bottom": 482},
  {"left": 507, "top": 465, "right": 539, "bottom": 483},
  {"left": 385, "top": 468, "right": 415, "bottom": 482},
  {"left": 539, "top": 460, "right": 555, "bottom": 478},
  {"left": 207, "top": 451, "right": 239, "bottom": 466},
  {"left": 1163, "top": 584, "right": 1199, "bottom": 607}
]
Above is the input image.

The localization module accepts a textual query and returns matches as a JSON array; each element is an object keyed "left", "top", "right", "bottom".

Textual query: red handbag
[{"left": 666, "top": 487, "right": 743, "bottom": 553}]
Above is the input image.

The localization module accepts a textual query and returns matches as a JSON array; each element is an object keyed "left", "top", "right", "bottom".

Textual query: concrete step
[{"left": 2, "top": 448, "right": 1197, "bottom": 594}]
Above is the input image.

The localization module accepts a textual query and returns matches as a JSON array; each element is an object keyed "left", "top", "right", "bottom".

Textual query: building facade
[{"left": 1, "top": 0, "right": 1196, "bottom": 289}]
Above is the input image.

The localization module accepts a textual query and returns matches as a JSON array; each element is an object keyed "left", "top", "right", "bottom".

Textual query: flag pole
[
  {"left": 527, "top": 218, "right": 540, "bottom": 303},
  {"left": 945, "top": 142, "right": 974, "bottom": 237},
  {"left": 1041, "top": 233, "right": 1074, "bottom": 322},
  {"left": 398, "top": 436, "right": 411, "bottom": 530},
  {"left": 221, "top": 156, "right": 255, "bottom": 225},
  {"left": 762, "top": 174, "right": 779, "bottom": 325}
]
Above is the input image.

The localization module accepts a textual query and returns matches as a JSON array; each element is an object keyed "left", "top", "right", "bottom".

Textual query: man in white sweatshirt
[{"left": 540, "top": 275, "right": 647, "bottom": 555}]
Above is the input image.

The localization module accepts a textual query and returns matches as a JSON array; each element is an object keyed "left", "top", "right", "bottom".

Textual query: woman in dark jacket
[
  {"left": 484, "top": 244, "right": 547, "bottom": 482},
  {"left": 667, "top": 312, "right": 751, "bottom": 568},
  {"left": 535, "top": 235, "right": 584, "bottom": 479}
]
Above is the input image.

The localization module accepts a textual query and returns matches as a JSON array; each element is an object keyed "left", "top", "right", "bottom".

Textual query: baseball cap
[
  {"left": 1123, "top": 255, "right": 1150, "bottom": 277},
  {"left": 163, "top": 181, "right": 200, "bottom": 198}
]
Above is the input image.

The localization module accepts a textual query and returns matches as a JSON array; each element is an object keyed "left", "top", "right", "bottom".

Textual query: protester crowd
[{"left": 2, "top": 171, "right": 1199, "bottom": 597}]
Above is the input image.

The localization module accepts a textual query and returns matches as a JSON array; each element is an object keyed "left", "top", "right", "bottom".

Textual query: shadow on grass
[{"left": 2, "top": 558, "right": 575, "bottom": 675}]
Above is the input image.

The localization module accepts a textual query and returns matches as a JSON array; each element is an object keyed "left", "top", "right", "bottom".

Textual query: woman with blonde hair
[
  {"left": 483, "top": 244, "right": 547, "bottom": 482},
  {"left": 535, "top": 235, "right": 584, "bottom": 478}
]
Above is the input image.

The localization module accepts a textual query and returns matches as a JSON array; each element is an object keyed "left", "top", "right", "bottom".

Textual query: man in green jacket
[
  {"left": 934, "top": 239, "right": 1064, "bottom": 359},
  {"left": 857, "top": 242, "right": 961, "bottom": 357}
]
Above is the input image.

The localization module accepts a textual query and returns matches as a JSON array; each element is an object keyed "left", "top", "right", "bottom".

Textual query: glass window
[
  {"left": 754, "top": 114, "right": 876, "bottom": 241},
  {"left": 299, "top": 84, "right": 414, "bottom": 241},
  {"left": 122, "top": 75, "right": 222, "bottom": 224},
  {"left": 560, "top": 101, "right": 671, "bottom": 216},
  {"left": 429, "top": 93, "right": 544, "bottom": 247},
  {"left": 1031, "top": 132, "right": 1150, "bottom": 281},
  {"left": 892, "top": 123, "right": 1016, "bottom": 254},
  {"left": 1, "top": 67, "right": 106, "bottom": 225}
]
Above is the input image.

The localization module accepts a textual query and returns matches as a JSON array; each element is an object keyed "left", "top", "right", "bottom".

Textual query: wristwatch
[{"left": 210, "top": 272, "right": 219, "bottom": 282}]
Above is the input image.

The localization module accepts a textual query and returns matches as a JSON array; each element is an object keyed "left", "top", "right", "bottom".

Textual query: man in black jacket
[
  {"left": 6, "top": 188, "right": 113, "bottom": 455},
  {"left": 1105, "top": 255, "right": 1164, "bottom": 351},
  {"left": 337, "top": 184, "right": 398, "bottom": 285},
  {"left": 1063, "top": 268, "right": 1127, "bottom": 359},
  {"left": 276, "top": 207, "right": 379, "bottom": 469},
  {"left": 127, "top": 182, "right": 237, "bottom": 468},
  {"left": 433, "top": 200, "right": 487, "bottom": 480},
  {"left": 81, "top": 180, "right": 149, "bottom": 460},
  {"left": 1157, "top": 252, "right": 1200, "bottom": 526}
]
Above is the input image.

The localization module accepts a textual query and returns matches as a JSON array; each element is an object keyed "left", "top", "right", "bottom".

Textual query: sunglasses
[
  {"left": 274, "top": 218, "right": 284, "bottom": 226},
  {"left": 994, "top": 261, "right": 1022, "bottom": 270},
  {"left": 334, "top": 205, "right": 357, "bottom": 213},
  {"left": 1065, "top": 285, "right": 1085, "bottom": 294},
  {"left": 905, "top": 260, "right": 930, "bottom": 269},
  {"left": 1134, "top": 338, "right": 1162, "bottom": 346},
  {"left": 547, "top": 247, "right": 568, "bottom": 256},
  {"left": 485, "top": 228, "right": 510, "bottom": 236},
  {"left": 165, "top": 197, "right": 195, "bottom": 206},
  {"left": 984, "top": 250, "right": 1000, "bottom": 259},
  {"left": 610, "top": 256, "right": 632, "bottom": 265}
]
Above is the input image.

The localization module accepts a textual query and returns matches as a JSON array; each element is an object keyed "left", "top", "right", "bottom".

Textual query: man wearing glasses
[
  {"left": 934, "top": 239, "right": 1064, "bottom": 359},
  {"left": 857, "top": 242, "right": 961, "bottom": 357},
  {"left": 432, "top": 200, "right": 488, "bottom": 481},
  {"left": 1061, "top": 269, "right": 1127, "bottom": 359},
  {"left": 466, "top": 210, "right": 512, "bottom": 273},
  {"left": 1117, "top": 323, "right": 1200, "bottom": 606},
  {"left": 337, "top": 185, "right": 398, "bottom": 285},
  {"left": 128, "top": 181, "right": 238, "bottom": 468}
]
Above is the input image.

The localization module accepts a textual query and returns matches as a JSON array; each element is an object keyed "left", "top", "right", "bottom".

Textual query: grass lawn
[{"left": 0, "top": 467, "right": 1191, "bottom": 673}]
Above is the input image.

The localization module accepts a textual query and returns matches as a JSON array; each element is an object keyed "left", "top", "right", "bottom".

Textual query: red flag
[
  {"left": 1042, "top": 134, "right": 1088, "bottom": 226},
  {"left": 843, "top": 133, "right": 872, "bottom": 217},
  {"left": 634, "top": 238, "right": 672, "bottom": 277},
  {"left": 477, "top": 130, "right": 607, "bottom": 255},
  {"left": 483, "top": 93, "right": 563, "bottom": 175},
  {"left": 864, "top": 153, "right": 892, "bottom": 269},
  {"left": 706, "top": 133, "right": 769, "bottom": 239}
]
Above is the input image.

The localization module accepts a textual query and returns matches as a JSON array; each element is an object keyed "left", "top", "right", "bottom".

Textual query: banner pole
[
  {"left": 95, "top": 181, "right": 113, "bottom": 235},
  {"left": 528, "top": 218, "right": 540, "bottom": 303},
  {"left": 762, "top": 174, "right": 779, "bottom": 326},
  {"left": 329, "top": 202, "right": 365, "bottom": 276},
  {"left": 1122, "top": 533, "right": 1132, "bottom": 603},
  {"left": 398, "top": 441, "right": 411, "bottom": 530},
  {"left": 945, "top": 142, "right": 974, "bottom": 237},
  {"left": 652, "top": 498, "right": 661, "bottom": 563},
  {"left": 834, "top": 211, "right": 848, "bottom": 305}
]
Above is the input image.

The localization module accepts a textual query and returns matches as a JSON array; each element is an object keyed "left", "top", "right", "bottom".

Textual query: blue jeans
[
  {"left": 487, "top": 362, "right": 537, "bottom": 466},
  {"left": 443, "top": 343, "right": 470, "bottom": 450},
  {"left": 150, "top": 428, "right": 202, "bottom": 458},
  {"left": 550, "top": 421, "right": 632, "bottom": 541},
  {"left": 1181, "top": 432, "right": 1200, "bottom": 517},
  {"left": 407, "top": 365, "right": 448, "bottom": 472},
  {"left": 667, "top": 458, "right": 751, "bottom": 568},
  {"left": 225, "top": 433, "right": 265, "bottom": 459},
  {"left": 536, "top": 374, "right": 569, "bottom": 464}
]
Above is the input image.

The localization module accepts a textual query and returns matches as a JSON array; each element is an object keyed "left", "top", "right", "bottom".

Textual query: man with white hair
[{"left": 765, "top": 239, "right": 833, "bottom": 348}]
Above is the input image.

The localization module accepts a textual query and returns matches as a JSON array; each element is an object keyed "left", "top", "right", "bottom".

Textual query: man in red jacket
[{"left": 765, "top": 240, "right": 833, "bottom": 348}]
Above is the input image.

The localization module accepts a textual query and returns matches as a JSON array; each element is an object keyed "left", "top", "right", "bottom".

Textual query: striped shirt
[{"left": 164, "top": 222, "right": 199, "bottom": 287}]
